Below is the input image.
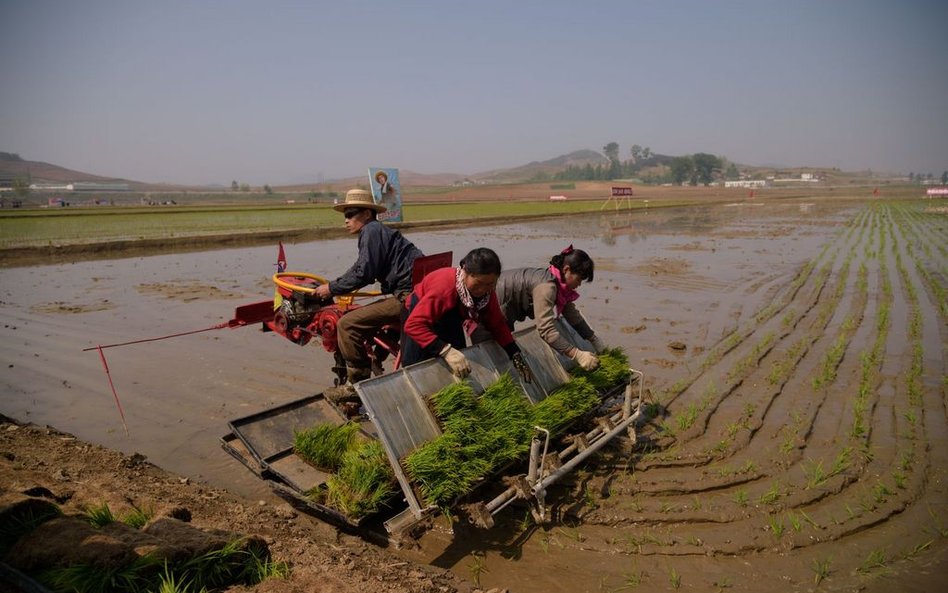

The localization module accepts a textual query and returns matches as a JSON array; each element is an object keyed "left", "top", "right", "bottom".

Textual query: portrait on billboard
[{"left": 368, "top": 167, "right": 402, "bottom": 222}]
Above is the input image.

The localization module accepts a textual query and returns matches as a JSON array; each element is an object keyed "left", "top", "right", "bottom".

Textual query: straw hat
[{"left": 334, "top": 188, "right": 387, "bottom": 213}]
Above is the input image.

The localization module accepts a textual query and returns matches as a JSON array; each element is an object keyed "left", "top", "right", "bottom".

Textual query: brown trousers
[{"left": 335, "top": 295, "right": 404, "bottom": 371}]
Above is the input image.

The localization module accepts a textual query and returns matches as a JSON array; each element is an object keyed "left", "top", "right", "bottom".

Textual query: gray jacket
[{"left": 486, "top": 267, "right": 595, "bottom": 354}]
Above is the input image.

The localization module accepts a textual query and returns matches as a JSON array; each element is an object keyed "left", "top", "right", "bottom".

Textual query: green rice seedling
[
  {"left": 40, "top": 554, "right": 162, "bottom": 593},
  {"left": 405, "top": 432, "right": 473, "bottom": 507},
  {"left": 178, "top": 537, "right": 276, "bottom": 590},
  {"left": 829, "top": 447, "right": 852, "bottom": 478},
  {"left": 431, "top": 381, "right": 478, "bottom": 418},
  {"left": 247, "top": 553, "right": 290, "bottom": 582},
  {"left": 293, "top": 422, "right": 360, "bottom": 471},
  {"left": 668, "top": 566, "right": 681, "bottom": 589},
  {"left": 82, "top": 502, "right": 116, "bottom": 528},
  {"left": 406, "top": 349, "right": 629, "bottom": 508},
  {"left": 675, "top": 403, "right": 699, "bottom": 431},
  {"left": 872, "top": 482, "right": 892, "bottom": 505},
  {"left": 326, "top": 440, "right": 396, "bottom": 519},
  {"left": 571, "top": 347, "right": 630, "bottom": 390},
  {"left": 768, "top": 515, "right": 785, "bottom": 538},
  {"left": 903, "top": 539, "right": 932, "bottom": 559},
  {"left": 759, "top": 482, "right": 781, "bottom": 505},
  {"left": 479, "top": 373, "right": 534, "bottom": 461},
  {"left": 618, "top": 567, "right": 645, "bottom": 590},
  {"left": 804, "top": 459, "right": 827, "bottom": 489},
  {"left": 811, "top": 557, "right": 831, "bottom": 585},
  {"left": 157, "top": 565, "right": 206, "bottom": 593},
  {"left": 856, "top": 549, "right": 888, "bottom": 574},
  {"left": 788, "top": 512, "right": 803, "bottom": 532},
  {"left": 532, "top": 376, "right": 600, "bottom": 434},
  {"left": 468, "top": 552, "right": 488, "bottom": 587},
  {"left": 733, "top": 489, "right": 748, "bottom": 507},
  {"left": 122, "top": 503, "right": 155, "bottom": 529}
]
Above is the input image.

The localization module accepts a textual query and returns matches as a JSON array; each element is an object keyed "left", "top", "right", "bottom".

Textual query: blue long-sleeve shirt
[{"left": 329, "top": 219, "right": 424, "bottom": 296}]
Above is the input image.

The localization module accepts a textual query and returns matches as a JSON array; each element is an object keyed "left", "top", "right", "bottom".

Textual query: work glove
[
  {"left": 570, "top": 348, "right": 600, "bottom": 371},
  {"left": 590, "top": 334, "right": 607, "bottom": 354},
  {"left": 511, "top": 352, "right": 534, "bottom": 384},
  {"left": 439, "top": 344, "right": 471, "bottom": 378}
]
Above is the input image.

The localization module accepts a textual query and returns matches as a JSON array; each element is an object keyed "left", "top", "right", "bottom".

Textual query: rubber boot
[
  {"left": 347, "top": 366, "right": 371, "bottom": 384},
  {"left": 325, "top": 366, "right": 370, "bottom": 405}
]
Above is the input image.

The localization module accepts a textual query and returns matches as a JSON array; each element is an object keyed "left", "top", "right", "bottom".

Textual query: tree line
[{"left": 535, "top": 142, "right": 729, "bottom": 186}]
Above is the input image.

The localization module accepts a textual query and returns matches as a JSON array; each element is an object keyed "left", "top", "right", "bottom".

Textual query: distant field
[
  {"left": 0, "top": 199, "right": 674, "bottom": 248},
  {"left": 0, "top": 182, "right": 913, "bottom": 253}
]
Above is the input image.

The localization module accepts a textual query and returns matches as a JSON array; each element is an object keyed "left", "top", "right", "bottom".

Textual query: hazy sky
[{"left": 2, "top": 0, "right": 946, "bottom": 185}]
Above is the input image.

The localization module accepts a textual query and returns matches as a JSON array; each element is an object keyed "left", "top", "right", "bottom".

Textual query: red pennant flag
[{"left": 276, "top": 241, "right": 287, "bottom": 273}]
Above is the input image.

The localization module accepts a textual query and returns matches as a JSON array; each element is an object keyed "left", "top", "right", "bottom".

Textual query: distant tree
[
  {"left": 630, "top": 144, "right": 643, "bottom": 162},
  {"left": 725, "top": 163, "right": 740, "bottom": 180},
  {"left": 642, "top": 147, "right": 652, "bottom": 159},
  {"left": 240, "top": 183, "right": 250, "bottom": 192},
  {"left": 602, "top": 142, "right": 620, "bottom": 163},
  {"left": 692, "top": 153, "right": 722, "bottom": 185},
  {"left": 263, "top": 184, "right": 273, "bottom": 194},
  {"left": 941, "top": 171, "right": 947, "bottom": 184},
  {"left": 908, "top": 172, "right": 915, "bottom": 183},
  {"left": 670, "top": 156, "right": 695, "bottom": 185},
  {"left": 231, "top": 180, "right": 239, "bottom": 191}
]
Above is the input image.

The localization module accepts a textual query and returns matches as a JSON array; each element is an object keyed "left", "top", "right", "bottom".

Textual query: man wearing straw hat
[{"left": 315, "top": 189, "right": 424, "bottom": 394}]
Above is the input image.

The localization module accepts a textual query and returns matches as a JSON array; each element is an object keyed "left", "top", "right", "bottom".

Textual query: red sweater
[{"left": 404, "top": 267, "right": 515, "bottom": 350}]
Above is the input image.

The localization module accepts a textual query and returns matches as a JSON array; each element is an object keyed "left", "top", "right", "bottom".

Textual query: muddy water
[{"left": 2, "top": 198, "right": 945, "bottom": 592}]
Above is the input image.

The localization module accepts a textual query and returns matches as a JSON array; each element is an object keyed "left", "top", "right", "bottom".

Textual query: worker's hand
[
  {"left": 590, "top": 334, "right": 607, "bottom": 354},
  {"left": 511, "top": 352, "right": 534, "bottom": 384},
  {"left": 314, "top": 283, "right": 332, "bottom": 299},
  {"left": 439, "top": 345, "right": 471, "bottom": 378},
  {"left": 570, "top": 348, "right": 600, "bottom": 371}
]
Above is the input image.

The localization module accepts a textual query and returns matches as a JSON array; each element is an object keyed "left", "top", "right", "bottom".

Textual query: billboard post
[{"left": 602, "top": 186, "right": 633, "bottom": 210}]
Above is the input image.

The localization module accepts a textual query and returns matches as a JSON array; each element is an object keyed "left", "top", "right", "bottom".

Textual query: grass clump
[
  {"left": 405, "top": 378, "right": 532, "bottom": 507},
  {"left": 294, "top": 422, "right": 396, "bottom": 520},
  {"left": 571, "top": 347, "right": 630, "bottom": 390},
  {"left": 405, "top": 348, "right": 629, "bottom": 508},
  {"left": 532, "top": 377, "right": 600, "bottom": 435},
  {"left": 326, "top": 440, "right": 396, "bottom": 518},
  {"left": 294, "top": 422, "right": 360, "bottom": 471}
]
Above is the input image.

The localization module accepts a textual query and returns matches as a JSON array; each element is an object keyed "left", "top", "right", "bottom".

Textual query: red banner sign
[{"left": 612, "top": 186, "right": 633, "bottom": 196}]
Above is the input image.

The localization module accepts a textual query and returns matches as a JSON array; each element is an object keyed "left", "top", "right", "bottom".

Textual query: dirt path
[{"left": 1, "top": 198, "right": 946, "bottom": 592}]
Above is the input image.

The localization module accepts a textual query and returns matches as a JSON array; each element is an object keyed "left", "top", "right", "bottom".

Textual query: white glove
[
  {"left": 439, "top": 344, "right": 471, "bottom": 378},
  {"left": 570, "top": 348, "right": 600, "bottom": 371},
  {"left": 590, "top": 334, "right": 606, "bottom": 353}
]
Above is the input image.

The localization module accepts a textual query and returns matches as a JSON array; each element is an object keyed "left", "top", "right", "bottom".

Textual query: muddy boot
[
  {"left": 324, "top": 367, "right": 371, "bottom": 404},
  {"left": 346, "top": 366, "right": 372, "bottom": 384}
]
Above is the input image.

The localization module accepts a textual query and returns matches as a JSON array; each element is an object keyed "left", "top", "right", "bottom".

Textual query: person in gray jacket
[{"left": 471, "top": 245, "right": 605, "bottom": 370}]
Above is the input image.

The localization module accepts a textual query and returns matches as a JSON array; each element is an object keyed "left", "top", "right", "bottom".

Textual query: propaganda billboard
[{"left": 368, "top": 167, "right": 402, "bottom": 222}]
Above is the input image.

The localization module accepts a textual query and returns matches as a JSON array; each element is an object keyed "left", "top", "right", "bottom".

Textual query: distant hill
[
  {"left": 470, "top": 149, "right": 610, "bottom": 183},
  {"left": 0, "top": 149, "right": 896, "bottom": 192},
  {"left": 0, "top": 152, "right": 182, "bottom": 191}
]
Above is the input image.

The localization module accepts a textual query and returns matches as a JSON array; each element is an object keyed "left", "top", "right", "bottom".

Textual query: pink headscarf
[{"left": 549, "top": 246, "right": 580, "bottom": 315}]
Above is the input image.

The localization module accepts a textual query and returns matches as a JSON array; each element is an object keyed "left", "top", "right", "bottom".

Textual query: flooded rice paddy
[{"left": 1, "top": 197, "right": 945, "bottom": 591}]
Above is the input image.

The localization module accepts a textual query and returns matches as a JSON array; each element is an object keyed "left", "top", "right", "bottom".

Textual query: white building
[{"left": 724, "top": 180, "right": 767, "bottom": 188}]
